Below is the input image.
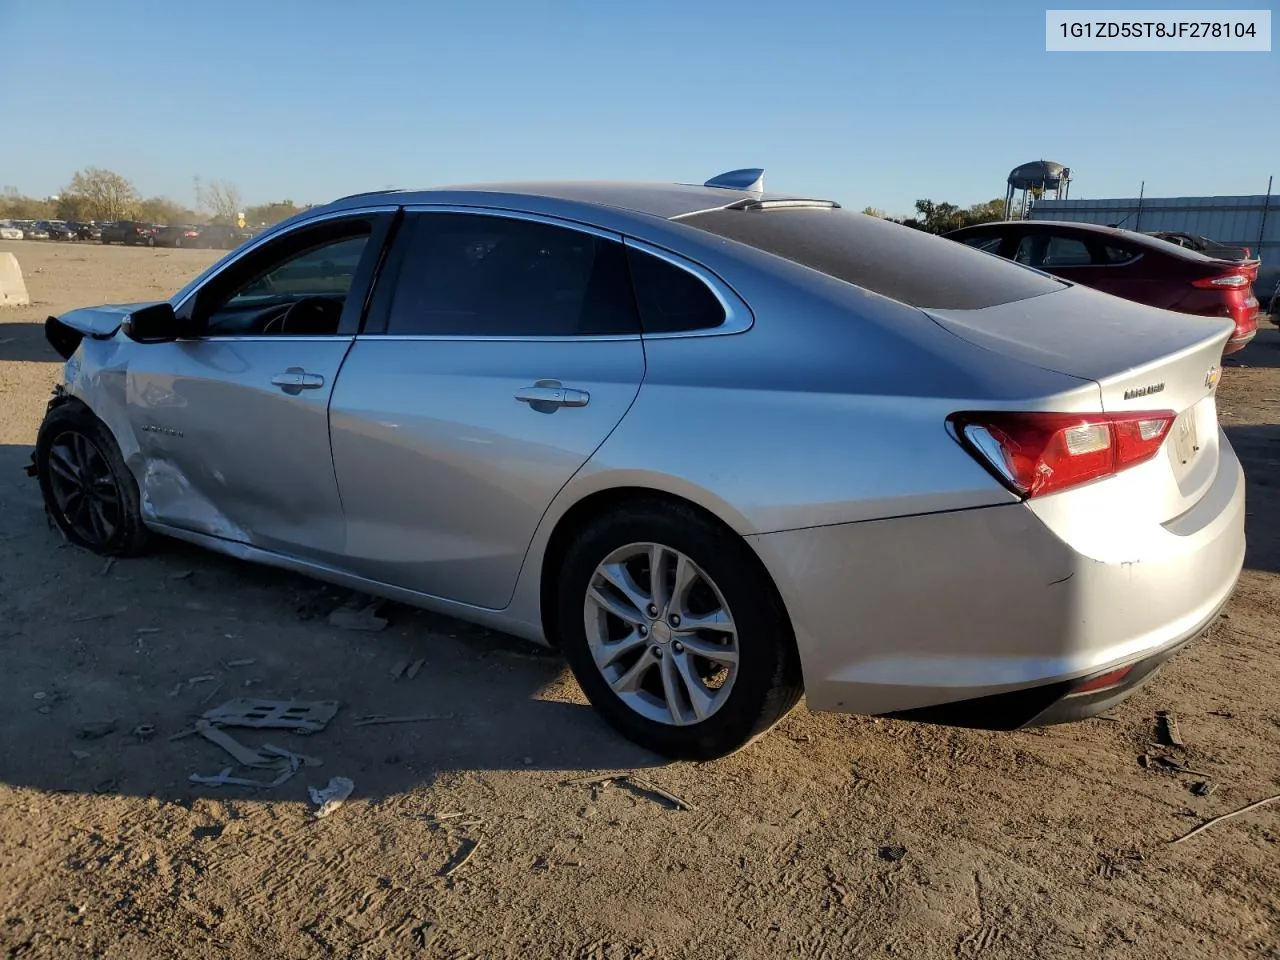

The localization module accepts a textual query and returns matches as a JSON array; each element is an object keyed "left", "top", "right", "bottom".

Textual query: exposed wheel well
[{"left": 538, "top": 486, "right": 794, "bottom": 651}]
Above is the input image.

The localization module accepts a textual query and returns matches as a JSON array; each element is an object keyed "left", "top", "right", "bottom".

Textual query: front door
[
  {"left": 328, "top": 209, "right": 646, "bottom": 609},
  {"left": 125, "top": 211, "right": 394, "bottom": 560}
]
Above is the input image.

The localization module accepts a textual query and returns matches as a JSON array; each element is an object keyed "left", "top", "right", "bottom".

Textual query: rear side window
[
  {"left": 960, "top": 234, "right": 1003, "bottom": 253},
  {"left": 385, "top": 213, "right": 640, "bottom": 337},
  {"left": 626, "top": 247, "right": 726, "bottom": 333},
  {"left": 682, "top": 208, "right": 1064, "bottom": 310},
  {"left": 1041, "top": 235, "right": 1092, "bottom": 267}
]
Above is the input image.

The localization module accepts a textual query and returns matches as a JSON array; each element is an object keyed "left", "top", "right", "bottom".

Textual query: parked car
[
  {"left": 99, "top": 220, "right": 157, "bottom": 245},
  {"left": 0, "top": 221, "right": 23, "bottom": 241},
  {"left": 37, "top": 220, "right": 76, "bottom": 241},
  {"left": 34, "top": 173, "right": 1244, "bottom": 759},
  {"left": 70, "top": 221, "right": 102, "bottom": 241},
  {"left": 153, "top": 224, "right": 203, "bottom": 248},
  {"left": 1145, "top": 231, "right": 1252, "bottom": 261},
  {"left": 198, "top": 222, "right": 251, "bottom": 250},
  {"left": 945, "top": 220, "right": 1259, "bottom": 354},
  {"left": 23, "top": 221, "right": 49, "bottom": 240}
]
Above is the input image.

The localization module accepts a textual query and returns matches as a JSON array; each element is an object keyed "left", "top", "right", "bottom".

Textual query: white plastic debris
[{"left": 309, "top": 776, "right": 355, "bottom": 818}]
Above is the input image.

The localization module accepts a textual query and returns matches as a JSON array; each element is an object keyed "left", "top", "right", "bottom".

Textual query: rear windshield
[{"left": 682, "top": 207, "right": 1066, "bottom": 310}]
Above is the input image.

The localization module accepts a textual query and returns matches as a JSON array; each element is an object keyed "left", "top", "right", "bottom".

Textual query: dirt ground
[{"left": 0, "top": 239, "right": 1277, "bottom": 960}]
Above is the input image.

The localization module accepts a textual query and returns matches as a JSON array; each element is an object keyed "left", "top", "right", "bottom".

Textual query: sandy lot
[{"left": 0, "top": 239, "right": 1277, "bottom": 959}]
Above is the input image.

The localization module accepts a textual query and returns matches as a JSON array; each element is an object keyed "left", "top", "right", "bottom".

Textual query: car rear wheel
[
  {"left": 36, "top": 404, "right": 149, "bottom": 557},
  {"left": 557, "top": 502, "right": 802, "bottom": 760}
]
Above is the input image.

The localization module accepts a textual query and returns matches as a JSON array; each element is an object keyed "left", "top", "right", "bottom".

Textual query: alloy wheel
[
  {"left": 583, "top": 542, "right": 740, "bottom": 726},
  {"left": 45, "top": 430, "right": 123, "bottom": 547}
]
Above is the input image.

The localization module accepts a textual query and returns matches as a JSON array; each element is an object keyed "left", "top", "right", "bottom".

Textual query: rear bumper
[{"left": 747, "top": 434, "right": 1245, "bottom": 725}]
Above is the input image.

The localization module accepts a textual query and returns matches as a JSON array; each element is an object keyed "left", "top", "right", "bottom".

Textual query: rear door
[
  {"left": 328, "top": 208, "right": 646, "bottom": 609},
  {"left": 125, "top": 210, "right": 395, "bottom": 560}
]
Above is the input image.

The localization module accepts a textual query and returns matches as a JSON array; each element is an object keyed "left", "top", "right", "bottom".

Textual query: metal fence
[{"left": 1028, "top": 193, "right": 1278, "bottom": 282}]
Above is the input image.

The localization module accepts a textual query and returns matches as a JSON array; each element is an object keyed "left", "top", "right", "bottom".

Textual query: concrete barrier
[{"left": 0, "top": 252, "right": 30, "bottom": 307}]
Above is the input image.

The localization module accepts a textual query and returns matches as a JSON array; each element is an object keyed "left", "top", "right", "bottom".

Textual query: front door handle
[
  {"left": 271, "top": 369, "right": 325, "bottom": 395},
  {"left": 514, "top": 380, "right": 590, "bottom": 409}
]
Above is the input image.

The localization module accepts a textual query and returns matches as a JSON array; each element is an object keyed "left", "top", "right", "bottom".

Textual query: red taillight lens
[
  {"left": 949, "top": 410, "right": 1176, "bottom": 499},
  {"left": 1192, "top": 271, "right": 1250, "bottom": 289}
]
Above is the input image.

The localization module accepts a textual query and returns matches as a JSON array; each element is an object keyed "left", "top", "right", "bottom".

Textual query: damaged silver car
[{"left": 34, "top": 171, "right": 1245, "bottom": 759}]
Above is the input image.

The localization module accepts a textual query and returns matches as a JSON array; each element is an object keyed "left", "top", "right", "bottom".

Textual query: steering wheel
[{"left": 261, "top": 297, "right": 344, "bottom": 336}]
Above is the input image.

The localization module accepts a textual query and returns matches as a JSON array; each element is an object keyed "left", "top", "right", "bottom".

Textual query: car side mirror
[{"left": 120, "top": 302, "right": 181, "bottom": 343}]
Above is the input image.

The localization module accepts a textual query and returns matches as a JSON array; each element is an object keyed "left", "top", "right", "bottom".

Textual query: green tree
[
  {"left": 60, "top": 168, "right": 140, "bottom": 220},
  {"left": 860, "top": 206, "right": 887, "bottom": 218},
  {"left": 244, "top": 200, "right": 303, "bottom": 227},
  {"left": 1, "top": 187, "right": 55, "bottom": 219},
  {"left": 196, "top": 178, "right": 243, "bottom": 223},
  {"left": 135, "top": 196, "right": 192, "bottom": 225}
]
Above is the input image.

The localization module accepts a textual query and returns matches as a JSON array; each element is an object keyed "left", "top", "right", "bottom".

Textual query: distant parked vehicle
[
  {"left": 1145, "top": 231, "right": 1252, "bottom": 261},
  {"left": 198, "top": 222, "right": 251, "bottom": 250},
  {"left": 99, "top": 221, "right": 157, "bottom": 246},
  {"left": 945, "top": 220, "right": 1260, "bottom": 354},
  {"left": 23, "top": 222, "right": 50, "bottom": 240},
  {"left": 154, "top": 224, "right": 203, "bottom": 248},
  {"left": 0, "top": 221, "right": 23, "bottom": 241},
  {"left": 37, "top": 220, "right": 76, "bottom": 241},
  {"left": 69, "top": 221, "right": 102, "bottom": 241}
]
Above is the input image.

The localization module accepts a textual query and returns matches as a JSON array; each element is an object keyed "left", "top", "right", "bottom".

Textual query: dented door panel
[{"left": 123, "top": 338, "right": 353, "bottom": 558}]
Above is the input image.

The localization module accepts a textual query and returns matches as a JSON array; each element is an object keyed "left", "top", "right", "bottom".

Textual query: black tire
[
  {"left": 557, "top": 500, "right": 803, "bottom": 760},
  {"left": 35, "top": 403, "right": 149, "bottom": 557}
]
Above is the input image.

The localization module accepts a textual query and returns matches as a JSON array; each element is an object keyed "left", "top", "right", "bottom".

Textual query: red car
[{"left": 945, "top": 220, "right": 1259, "bottom": 354}]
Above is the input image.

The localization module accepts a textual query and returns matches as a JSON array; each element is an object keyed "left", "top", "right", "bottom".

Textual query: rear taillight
[
  {"left": 1193, "top": 271, "right": 1250, "bottom": 289},
  {"left": 948, "top": 410, "right": 1176, "bottom": 499}
]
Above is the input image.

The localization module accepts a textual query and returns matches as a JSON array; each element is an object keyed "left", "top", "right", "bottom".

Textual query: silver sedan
[{"left": 34, "top": 170, "right": 1245, "bottom": 759}]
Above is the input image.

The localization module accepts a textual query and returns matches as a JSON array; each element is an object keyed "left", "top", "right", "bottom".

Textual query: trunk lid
[{"left": 925, "top": 284, "right": 1233, "bottom": 521}]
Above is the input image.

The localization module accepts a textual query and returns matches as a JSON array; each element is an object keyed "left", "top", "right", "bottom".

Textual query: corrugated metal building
[{"left": 1028, "top": 194, "right": 1278, "bottom": 288}]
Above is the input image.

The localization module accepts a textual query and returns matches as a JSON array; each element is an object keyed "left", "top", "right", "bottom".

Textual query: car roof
[
  {"left": 950, "top": 219, "right": 1229, "bottom": 263},
  {"left": 324, "top": 178, "right": 832, "bottom": 223}
]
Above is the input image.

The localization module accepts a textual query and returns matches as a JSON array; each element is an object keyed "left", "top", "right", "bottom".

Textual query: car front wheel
[
  {"left": 36, "top": 403, "right": 149, "bottom": 557},
  {"left": 557, "top": 501, "right": 802, "bottom": 760}
]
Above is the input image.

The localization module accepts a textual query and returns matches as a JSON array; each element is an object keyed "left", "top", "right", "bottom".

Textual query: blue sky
[{"left": 3, "top": 0, "right": 1275, "bottom": 215}]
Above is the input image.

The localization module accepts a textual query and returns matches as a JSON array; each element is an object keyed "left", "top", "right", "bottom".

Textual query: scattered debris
[
  {"left": 135, "top": 627, "right": 161, "bottom": 636},
  {"left": 406, "top": 658, "right": 426, "bottom": 680},
  {"left": 71, "top": 750, "right": 90, "bottom": 761},
  {"left": 33, "top": 692, "right": 46, "bottom": 701},
  {"left": 225, "top": 658, "right": 256, "bottom": 668},
  {"left": 169, "top": 570, "right": 194, "bottom": 581},
  {"left": 309, "top": 776, "right": 355, "bottom": 818},
  {"left": 131, "top": 724, "right": 155, "bottom": 742},
  {"left": 1191, "top": 781, "right": 1216, "bottom": 797},
  {"left": 352, "top": 714, "right": 454, "bottom": 726},
  {"left": 71, "top": 608, "right": 126, "bottom": 623},
  {"left": 202, "top": 698, "right": 339, "bottom": 734},
  {"left": 199, "top": 681, "right": 225, "bottom": 705},
  {"left": 262, "top": 744, "right": 322, "bottom": 768},
  {"left": 327, "top": 594, "right": 389, "bottom": 632},
  {"left": 1171, "top": 793, "right": 1280, "bottom": 845},
  {"left": 100, "top": 558, "right": 115, "bottom": 576},
  {"left": 187, "top": 675, "right": 217, "bottom": 686},
  {"left": 77, "top": 720, "right": 117, "bottom": 740},
  {"left": 195, "top": 720, "right": 281, "bottom": 768},
  {"left": 167, "top": 683, "right": 183, "bottom": 697},
  {"left": 1153, "top": 756, "right": 1213, "bottom": 778},
  {"left": 562, "top": 774, "right": 695, "bottom": 811},
  {"left": 190, "top": 767, "right": 281, "bottom": 789},
  {"left": 390, "top": 659, "right": 410, "bottom": 680},
  {"left": 878, "top": 845, "right": 908, "bottom": 862},
  {"left": 440, "top": 838, "right": 482, "bottom": 877},
  {"left": 93, "top": 778, "right": 118, "bottom": 794},
  {"left": 1156, "top": 711, "right": 1185, "bottom": 747}
]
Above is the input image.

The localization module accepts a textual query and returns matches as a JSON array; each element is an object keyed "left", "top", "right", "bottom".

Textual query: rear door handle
[
  {"left": 271, "top": 370, "right": 325, "bottom": 394},
  {"left": 514, "top": 380, "right": 590, "bottom": 408}
]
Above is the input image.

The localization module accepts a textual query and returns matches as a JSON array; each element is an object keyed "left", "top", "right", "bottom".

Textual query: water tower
[{"left": 1004, "top": 160, "right": 1071, "bottom": 219}]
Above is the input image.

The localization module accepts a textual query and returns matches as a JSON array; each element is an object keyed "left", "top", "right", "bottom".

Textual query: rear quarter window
[{"left": 682, "top": 208, "right": 1065, "bottom": 310}]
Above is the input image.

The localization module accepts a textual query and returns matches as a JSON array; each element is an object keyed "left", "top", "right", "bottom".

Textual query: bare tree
[
  {"left": 197, "top": 178, "right": 243, "bottom": 223},
  {"left": 60, "top": 168, "right": 139, "bottom": 221}
]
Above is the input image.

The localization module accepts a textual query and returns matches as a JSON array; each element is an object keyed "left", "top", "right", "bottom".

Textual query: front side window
[
  {"left": 384, "top": 213, "right": 639, "bottom": 337},
  {"left": 195, "top": 226, "right": 371, "bottom": 337}
]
